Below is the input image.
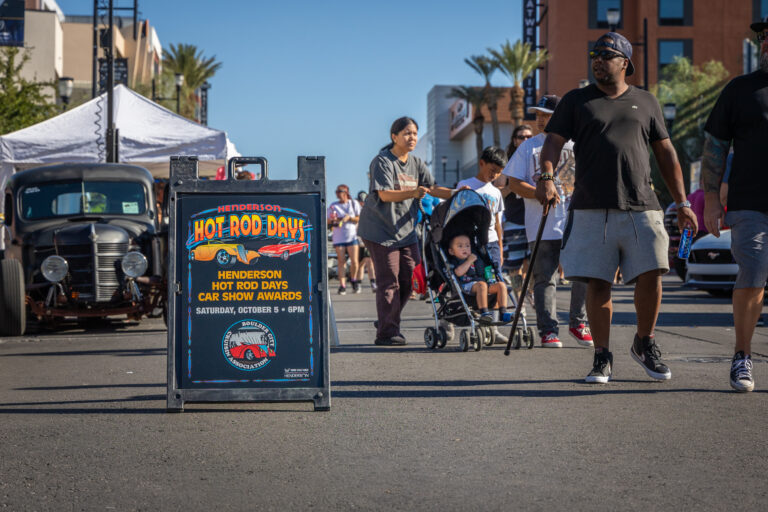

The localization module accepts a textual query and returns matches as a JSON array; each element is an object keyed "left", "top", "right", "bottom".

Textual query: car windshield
[{"left": 20, "top": 181, "right": 147, "bottom": 220}]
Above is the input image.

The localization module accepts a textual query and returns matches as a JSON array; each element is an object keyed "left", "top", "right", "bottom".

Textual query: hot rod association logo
[{"left": 222, "top": 319, "right": 277, "bottom": 371}]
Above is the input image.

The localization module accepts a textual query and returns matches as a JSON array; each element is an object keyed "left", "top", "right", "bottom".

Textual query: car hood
[
  {"left": 26, "top": 222, "right": 131, "bottom": 248},
  {"left": 691, "top": 230, "right": 732, "bottom": 250}
]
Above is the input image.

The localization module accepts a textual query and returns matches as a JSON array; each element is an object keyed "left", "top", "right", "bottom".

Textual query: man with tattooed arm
[{"left": 701, "top": 17, "right": 768, "bottom": 393}]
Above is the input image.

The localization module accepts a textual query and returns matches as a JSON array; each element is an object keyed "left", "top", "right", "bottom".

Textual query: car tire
[
  {"left": 244, "top": 349, "right": 255, "bottom": 361},
  {"left": 281, "top": 251, "right": 290, "bottom": 261},
  {"left": 0, "top": 259, "right": 27, "bottom": 336}
]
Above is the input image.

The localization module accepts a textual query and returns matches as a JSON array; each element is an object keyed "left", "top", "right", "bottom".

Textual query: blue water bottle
[{"left": 677, "top": 228, "right": 692, "bottom": 259}]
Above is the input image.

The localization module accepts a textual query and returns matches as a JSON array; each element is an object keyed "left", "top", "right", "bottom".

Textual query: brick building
[{"left": 538, "top": 0, "right": 763, "bottom": 97}]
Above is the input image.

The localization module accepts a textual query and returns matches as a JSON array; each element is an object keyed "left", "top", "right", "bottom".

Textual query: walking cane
[{"left": 505, "top": 198, "right": 555, "bottom": 356}]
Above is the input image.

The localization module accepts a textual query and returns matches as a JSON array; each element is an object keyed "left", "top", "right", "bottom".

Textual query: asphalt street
[{"left": 1, "top": 275, "right": 767, "bottom": 511}]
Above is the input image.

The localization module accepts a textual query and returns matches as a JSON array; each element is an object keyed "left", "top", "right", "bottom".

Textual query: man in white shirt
[{"left": 502, "top": 95, "right": 592, "bottom": 349}]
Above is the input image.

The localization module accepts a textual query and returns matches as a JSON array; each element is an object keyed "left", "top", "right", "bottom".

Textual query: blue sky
[{"left": 56, "top": 0, "right": 523, "bottom": 195}]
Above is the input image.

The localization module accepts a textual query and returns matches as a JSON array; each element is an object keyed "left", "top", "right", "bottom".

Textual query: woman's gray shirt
[{"left": 357, "top": 149, "right": 435, "bottom": 247}]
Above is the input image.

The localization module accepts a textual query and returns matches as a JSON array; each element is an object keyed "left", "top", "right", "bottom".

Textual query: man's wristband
[
  {"left": 676, "top": 200, "right": 692, "bottom": 209},
  {"left": 539, "top": 173, "right": 555, "bottom": 181}
]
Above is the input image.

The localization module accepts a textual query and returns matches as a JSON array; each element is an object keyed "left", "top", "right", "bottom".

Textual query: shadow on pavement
[{"left": 0, "top": 348, "right": 166, "bottom": 358}]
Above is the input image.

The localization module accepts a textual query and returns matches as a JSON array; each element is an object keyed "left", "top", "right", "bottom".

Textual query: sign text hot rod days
[{"left": 190, "top": 203, "right": 306, "bottom": 244}]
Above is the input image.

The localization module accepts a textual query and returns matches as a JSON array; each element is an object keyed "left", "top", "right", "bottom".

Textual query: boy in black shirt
[
  {"left": 536, "top": 32, "right": 697, "bottom": 384},
  {"left": 701, "top": 17, "right": 768, "bottom": 392}
]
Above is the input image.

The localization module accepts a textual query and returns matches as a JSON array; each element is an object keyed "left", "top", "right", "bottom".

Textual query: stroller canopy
[{"left": 430, "top": 189, "right": 492, "bottom": 249}]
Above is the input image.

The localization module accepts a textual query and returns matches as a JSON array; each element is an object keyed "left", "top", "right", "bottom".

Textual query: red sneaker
[
  {"left": 569, "top": 324, "right": 594, "bottom": 347},
  {"left": 541, "top": 332, "right": 562, "bottom": 348}
]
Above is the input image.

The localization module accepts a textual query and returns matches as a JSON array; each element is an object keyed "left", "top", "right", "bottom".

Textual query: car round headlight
[
  {"left": 41, "top": 255, "right": 68, "bottom": 283},
  {"left": 121, "top": 251, "right": 148, "bottom": 278}
]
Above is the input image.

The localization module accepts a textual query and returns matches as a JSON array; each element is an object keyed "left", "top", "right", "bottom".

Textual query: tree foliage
[
  {"left": 447, "top": 86, "right": 487, "bottom": 165},
  {"left": 649, "top": 57, "right": 730, "bottom": 205},
  {"left": 464, "top": 55, "right": 503, "bottom": 146},
  {"left": 153, "top": 43, "right": 222, "bottom": 120},
  {"left": 488, "top": 40, "right": 548, "bottom": 126},
  {"left": 0, "top": 47, "right": 58, "bottom": 135}
]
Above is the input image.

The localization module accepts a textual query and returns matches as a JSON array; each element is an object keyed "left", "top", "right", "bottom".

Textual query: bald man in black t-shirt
[
  {"left": 701, "top": 17, "right": 768, "bottom": 393},
  {"left": 536, "top": 32, "right": 697, "bottom": 385}
]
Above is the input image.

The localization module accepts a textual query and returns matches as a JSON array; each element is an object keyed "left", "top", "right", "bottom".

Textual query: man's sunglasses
[
  {"left": 757, "top": 32, "right": 768, "bottom": 43},
  {"left": 589, "top": 49, "right": 625, "bottom": 60}
]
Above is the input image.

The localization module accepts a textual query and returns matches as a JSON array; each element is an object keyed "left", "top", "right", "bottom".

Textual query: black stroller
[{"left": 420, "top": 189, "right": 536, "bottom": 352}]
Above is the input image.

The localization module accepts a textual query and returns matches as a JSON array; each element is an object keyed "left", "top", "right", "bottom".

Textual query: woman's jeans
[{"left": 363, "top": 239, "right": 420, "bottom": 339}]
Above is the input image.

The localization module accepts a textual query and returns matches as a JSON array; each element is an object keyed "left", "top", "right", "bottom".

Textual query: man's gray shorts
[
  {"left": 726, "top": 210, "right": 768, "bottom": 289},
  {"left": 561, "top": 209, "right": 669, "bottom": 284}
]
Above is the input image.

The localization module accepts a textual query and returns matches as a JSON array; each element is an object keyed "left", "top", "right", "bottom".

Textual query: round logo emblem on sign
[{"left": 222, "top": 319, "right": 277, "bottom": 371}]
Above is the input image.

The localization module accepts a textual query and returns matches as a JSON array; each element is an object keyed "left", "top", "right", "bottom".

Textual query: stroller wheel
[
  {"left": 484, "top": 326, "right": 495, "bottom": 347},
  {"left": 526, "top": 326, "right": 536, "bottom": 349},
  {"left": 437, "top": 326, "right": 449, "bottom": 349},
  {"left": 424, "top": 327, "right": 438, "bottom": 349},
  {"left": 459, "top": 330, "right": 470, "bottom": 352},
  {"left": 473, "top": 330, "right": 483, "bottom": 351},
  {"left": 513, "top": 328, "right": 523, "bottom": 350}
]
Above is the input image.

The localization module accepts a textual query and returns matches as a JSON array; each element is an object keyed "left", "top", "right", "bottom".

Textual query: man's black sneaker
[
  {"left": 338, "top": 285, "right": 346, "bottom": 295},
  {"left": 630, "top": 334, "right": 671, "bottom": 380},
  {"left": 351, "top": 280, "right": 361, "bottom": 294},
  {"left": 374, "top": 335, "right": 407, "bottom": 346},
  {"left": 585, "top": 350, "right": 613, "bottom": 384},
  {"left": 730, "top": 351, "right": 754, "bottom": 392}
]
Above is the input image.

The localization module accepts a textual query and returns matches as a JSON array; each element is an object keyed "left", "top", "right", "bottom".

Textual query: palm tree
[
  {"left": 464, "top": 55, "right": 502, "bottom": 147},
  {"left": 162, "top": 43, "right": 222, "bottom": 90},
  {"left": 488, "top": 40, "right": 549, "bottom": 127},
  {"left": 161, "top": 43, "right": 222, "bottom": 118},
  {"left": 447, "top": 86, "right": 487, "bottom": 166}
]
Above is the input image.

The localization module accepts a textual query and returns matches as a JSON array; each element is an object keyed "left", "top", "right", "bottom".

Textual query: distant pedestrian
[
  {"left": 358, "top": 117, "right": 456, "bottom": 346},
  {"left": 701, "top": 16, "right": 768, "bottom": 392},
  {"left": 328, "top": 184, "right": 362, "bottom": 295},
  {"left": 503, "top": 94, "right": 592, "bottom": 349},
  {"left": 537, "top": 32, "right": 696, "bottom": 383}
]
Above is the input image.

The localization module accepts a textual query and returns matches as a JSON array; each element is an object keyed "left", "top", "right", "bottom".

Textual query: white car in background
[{"left": 684, "top": 229, "right": 737, "bottom": 297}]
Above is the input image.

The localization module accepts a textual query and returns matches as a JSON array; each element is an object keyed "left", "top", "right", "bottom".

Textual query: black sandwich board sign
[{"left": 166, "top": 156, "right": 330, "bottom": 412}]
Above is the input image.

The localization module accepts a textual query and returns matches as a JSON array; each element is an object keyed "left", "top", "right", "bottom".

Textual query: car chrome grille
[{"left": 35, "top": 242, "right": 129, "bottom": 302}]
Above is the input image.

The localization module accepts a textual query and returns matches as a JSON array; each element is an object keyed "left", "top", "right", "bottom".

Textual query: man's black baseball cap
[
  {"left": 751, "top": 16, "right": 768, "bottom": 32},
  {"left": 527, "top": 95, "right": 561, "bottom": 115},
  {"left": 593, "top": 32, "right": 635, "bottom": 76}
]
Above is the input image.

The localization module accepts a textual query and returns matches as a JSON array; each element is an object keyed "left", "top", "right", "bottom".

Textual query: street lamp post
[
  {"left": 604, "top": 10, "right": 649, "bottom": 91},
  {"left": 151, "top": 73, "right": 185, "bottom": 114},
  {"left": 663, "top": 102, "right": 677, "bottom": 133},
  {"left": 175, "top": 73, "right": 184, "bottom": 114},
  {"left": 58, "top": 77, "right": 74, "bottom": 110},
  {"left": 606, "top": 8, "right": 620, "bottom": 32},
  {"left": 441, "top": 156, "right": 447, "bottom": 184}
]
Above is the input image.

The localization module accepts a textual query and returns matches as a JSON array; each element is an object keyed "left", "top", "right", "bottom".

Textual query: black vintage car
[{"left": 0, "top": 164, "right": 166, "bottom": 335}]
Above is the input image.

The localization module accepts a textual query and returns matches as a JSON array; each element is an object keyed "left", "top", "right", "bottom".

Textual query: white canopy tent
[{"left": 0, "top": 84, "right": 239, "bottom": 187}]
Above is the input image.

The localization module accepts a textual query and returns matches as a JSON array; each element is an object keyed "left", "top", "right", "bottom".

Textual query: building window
[
  {"left": 658, "top": 39, "right": 693, "bottom": 76},
  {"left": 659, "top": 0, "right": 693, "bottom": 26},
  {"left": 589, "top": 0, "right": 623, "bottom": 30},
  {"left": 754, "top": 0, "right": 768, "bottom": 20}
]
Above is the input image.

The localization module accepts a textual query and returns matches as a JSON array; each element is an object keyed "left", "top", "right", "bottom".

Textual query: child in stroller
[
  {"left": 446, "top": 234, "right": 513, "bottom": 324},
  {"left": 421, "top": 189, "right": 536, "bottom": 352}
]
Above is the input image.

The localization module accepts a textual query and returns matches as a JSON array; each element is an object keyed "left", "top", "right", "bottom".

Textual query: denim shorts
[
  {"left": 561, "top": 209, "right": 669, "bottom": 284},
  {"left": 726, "top": 210, "right": 768, "bottom": 289},
  {"left": 333, "top": 240, "right": 359, "bottom": 248}
]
